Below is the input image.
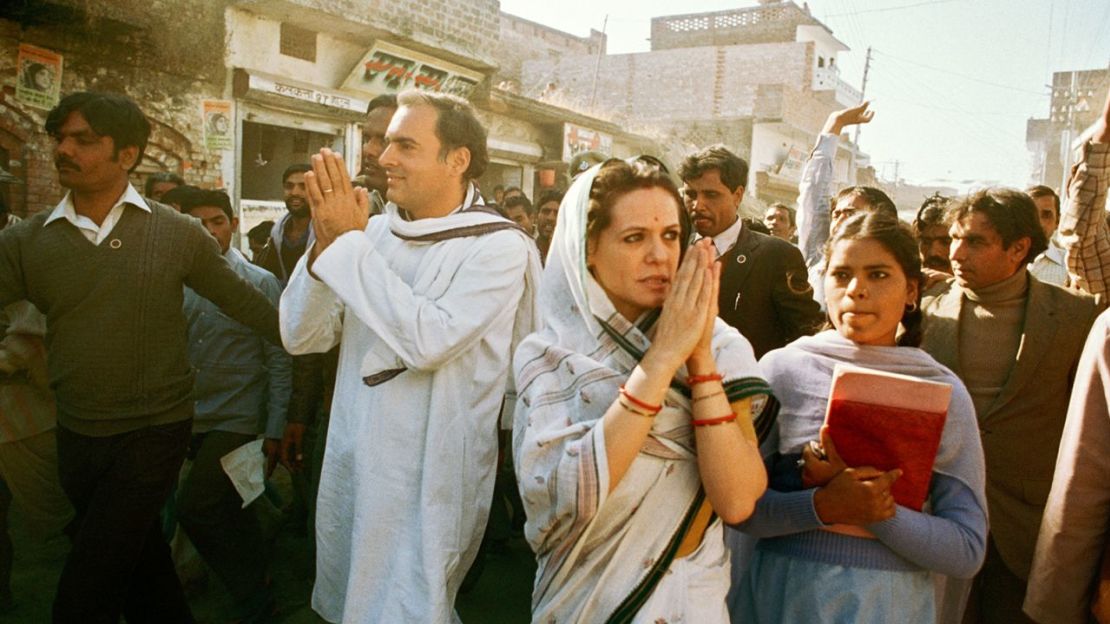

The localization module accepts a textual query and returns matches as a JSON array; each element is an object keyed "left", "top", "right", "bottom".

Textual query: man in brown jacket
[{"left": 921, "top": 188, "right": 1101, "bottom": 623}]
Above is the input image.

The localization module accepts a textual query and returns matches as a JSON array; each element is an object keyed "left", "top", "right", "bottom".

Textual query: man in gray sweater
[{"left": 0, "top": 92, "right": 280, "bottom": 623}]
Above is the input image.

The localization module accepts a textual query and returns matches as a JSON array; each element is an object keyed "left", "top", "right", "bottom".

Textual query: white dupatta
[{"left": 512, "top": 164, "right": 771, "bottom": 623}]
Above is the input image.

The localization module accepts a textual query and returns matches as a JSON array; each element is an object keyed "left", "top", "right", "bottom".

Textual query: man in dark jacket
[{"left": 679, "top": 146, "right": 822, "bottom": 358}]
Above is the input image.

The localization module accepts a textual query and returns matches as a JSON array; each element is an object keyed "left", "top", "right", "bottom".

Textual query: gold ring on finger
[{"left": 323, "top": 188, "right": 334, "bottom": 194}]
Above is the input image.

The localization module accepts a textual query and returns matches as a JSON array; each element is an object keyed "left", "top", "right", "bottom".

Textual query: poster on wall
[
  {"left": 341, "top": 40, "right": 483, "bottom": 99},
  {"left": 202, "top": 100, "right": 234, "bottom": 151},
  {"left": 562, "top": 123, "right": 612, "bottom": 161},
  {"left": 15, "top": 44, "right": 62, "bottom": 110}
]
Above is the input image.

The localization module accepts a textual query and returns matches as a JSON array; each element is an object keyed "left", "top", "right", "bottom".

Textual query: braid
[{"left": 897, "top": 305, "right": 924, "bottom": 348}]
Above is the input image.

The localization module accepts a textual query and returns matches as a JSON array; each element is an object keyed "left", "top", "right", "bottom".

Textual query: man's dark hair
[
  {"left": 913, "top": 193, "right": 951, "bottom": 236},
  {"left": 678, "top": 145, "right": 749, "bottom": 193},
  {"left": 947, "top": 188, "right": 1048, "bottom": 265},
  {"left": 1026, "top": 184, "right": 1060, "bottom": 219},
  {"left": 539, "top": 190, "right": 564, "bottom": 207},
  {"left": 0, "top": 194, "right": 9, "bottom": 217},
  {"left": 282, "top": 164, "right": 311, "bottom": 184},
  {"left": 396, "top": 90, "right": 489, "bottom": 180},
  {"left": 181, "top": 189, "right": 234, "bottom": 221},
  {"left": 493, "top": 184, "right": 505, "bottom": 193},
  {"left": 768, "top": 202, "right": 796, "bottom": 227},
  {"left": 834, "top": 186, "right": 898, "bottom": 220},
  {"left": 144, "top": 172, "right": 185, "bottom": 197},
  {"left": 45, "top": 92, "right": 151, "bottom": 173},
  {"left": 367, "top": 93, "right": 398, "bottom": 115},
  {"left": 503, "top": 186, "right": 523, "bottom": 198},
  {"left": 248, "top": 220, "right": 274, "bottom": 244},
  {"left": 160, "top": 185, "right": 202, "bottom": 210},
  {"left": 504, "top": 195, "right": 534, "bottom": 215}
]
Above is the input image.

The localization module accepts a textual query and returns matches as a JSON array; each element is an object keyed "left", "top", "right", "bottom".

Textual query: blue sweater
[{"left": 736, "top": 472, "right": 987, "bottom": 579}]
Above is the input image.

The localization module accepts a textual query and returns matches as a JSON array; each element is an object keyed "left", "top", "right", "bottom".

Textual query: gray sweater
[{"left": 0, "top": 202, "right": 281, "bottom": 436}]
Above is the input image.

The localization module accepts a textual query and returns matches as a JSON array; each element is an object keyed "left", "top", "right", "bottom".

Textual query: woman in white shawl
[
  {"left": 734, "top": 212, "right": 988, "bottom": 624},
  {"left": 512, "top": 158, "right": 769, "bottom": 623}
]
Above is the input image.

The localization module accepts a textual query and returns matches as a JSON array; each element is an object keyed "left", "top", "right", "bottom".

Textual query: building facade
[
  {"left": 0, "top": 0, "right": 653, "bottom": 244},
  {"left": 520, "top": 0, "right": 868, "bottom": 214},
  {"left": 1026, "top": 67, "right": 1110, "bottom": 192}
]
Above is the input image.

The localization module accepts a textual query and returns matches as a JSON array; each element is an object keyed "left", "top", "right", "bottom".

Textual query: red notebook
[{"left": 823, "top": 364, "right": 951, "bottom": 512}]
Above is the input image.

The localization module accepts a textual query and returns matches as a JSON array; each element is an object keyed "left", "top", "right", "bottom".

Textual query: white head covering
[{"left": 512, "top": 160, "right": 769, "bottom": 622}]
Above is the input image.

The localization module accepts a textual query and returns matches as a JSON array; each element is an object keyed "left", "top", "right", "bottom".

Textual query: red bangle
[
  {"left": 692, "top": 413, "right": 736, "bottom": 427},
  {"left": 687, "top": 373, "right": 723, "bottom": 386},
  {"left": 619, "top": 386, "right": 662, "bottom": 414}
]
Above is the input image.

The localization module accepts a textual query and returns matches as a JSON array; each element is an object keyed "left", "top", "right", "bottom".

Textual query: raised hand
[
  {"left": 822, "top": 100, "right": 875, "bottom": 136},
  {"left": 305, "top": 148, "right": 371, "bottom": 253},
  {"left": 645, "top": 239, "right": 713, "bottom": 376}
]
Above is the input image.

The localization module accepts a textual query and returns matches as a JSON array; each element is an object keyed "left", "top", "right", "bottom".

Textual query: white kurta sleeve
[
  {"left": 312, "top": 229, "right": 529, "bottom": 372},
  {"left": 279, "top": 250, "right": 344, "bottom": 355}
]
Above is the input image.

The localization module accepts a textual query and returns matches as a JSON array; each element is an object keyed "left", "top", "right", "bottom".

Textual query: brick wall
[
  {"left": 496, "top": 13, "right": 605, "bottom": 87},
  {"left": 650, "top": 2, "right": 821, "bottom": 50},
  {"left": 521, "top": 41, "right": 809, "bottom": 124},
  {"left": 0, "top": 1, "right": 230, "bottom": 215}
]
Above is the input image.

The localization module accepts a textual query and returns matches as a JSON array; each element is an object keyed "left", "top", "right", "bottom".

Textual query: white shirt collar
[
  {"left": 45, "top": 183, "right": 151, "bottom": 226},
  {"left": 1042, "top": 237, "right": 1066, "bottom": 266},
  {"left": 710, "top": 216, "right": 743, "bottom": 257}
]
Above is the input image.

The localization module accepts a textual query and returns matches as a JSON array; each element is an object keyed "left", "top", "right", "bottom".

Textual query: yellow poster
[
  {"left": 202, "top": 100, "right": 234, "bottom": 151},
  {"left": 16, "top": 44, "right": 62, "bottom": 110}
]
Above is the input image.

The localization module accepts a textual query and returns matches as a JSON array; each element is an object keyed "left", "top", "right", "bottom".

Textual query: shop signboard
[
  {"left": 342, "top": 41, "right": 482, "bottom": 99},
  {"left": 562, "top": 123, "right": 612, "bottom": 161}
]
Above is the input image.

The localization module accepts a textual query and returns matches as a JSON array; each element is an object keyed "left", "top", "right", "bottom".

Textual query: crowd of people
[{"left": 0, "top": 83, "right": 1108, "bottom": 624}]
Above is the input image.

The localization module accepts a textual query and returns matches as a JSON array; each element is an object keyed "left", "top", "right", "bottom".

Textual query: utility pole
[
  {"left": 848, "top": 46, "right": 872, "bottom": 184},
  {"left": 1058, "top": 70, "right": 1077, "bottom": 193},
  {"left": 589, "top": 14, "right": 609, "bottom": 110}
]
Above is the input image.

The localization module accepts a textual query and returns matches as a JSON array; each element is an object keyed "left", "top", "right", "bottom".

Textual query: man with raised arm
[
  {"left": 279, "top": 90, "right": 539, "bottom": 623},
  {"left": 797, "top": 102, "right": 899, "bottom": 306},
  {"left": 1052, "top": 90, "right": 1110, "bottom": 296}
]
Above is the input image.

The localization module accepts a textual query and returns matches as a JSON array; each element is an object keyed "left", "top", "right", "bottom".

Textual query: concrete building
[
  {"left": 0, "top": 0, "right": 654, "bottom": 245},
  {"left": 1027, "top": 67, "right": 1110, "bottom": 192},
  {"left": 520, "top": 0, "right": 868, "bottom": 215}
]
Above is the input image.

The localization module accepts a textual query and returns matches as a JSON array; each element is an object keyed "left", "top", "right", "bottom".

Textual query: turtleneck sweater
[{"left": 958, "top": 269, "right": 1029, "bottom": 418}]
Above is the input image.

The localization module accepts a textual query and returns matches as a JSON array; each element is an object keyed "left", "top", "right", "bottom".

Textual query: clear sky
[{"left": 499, "top": 0, "right": 1110, "bottom": 192}]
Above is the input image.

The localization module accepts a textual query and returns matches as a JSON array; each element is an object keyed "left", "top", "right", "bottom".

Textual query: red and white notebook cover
[{"left": 824, "top": 364, "right": 952, "bottom": 512}]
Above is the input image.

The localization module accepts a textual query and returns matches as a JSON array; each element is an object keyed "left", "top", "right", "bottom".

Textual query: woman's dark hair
[
  {"left": 587, "top": 158, "right": 690, "bottom": 253},
  {"left": 45, "top": 92, "right": 151, "bottom": 173},
  {"left": 823, "top": 211, "right": 924, "bottom": 347}
]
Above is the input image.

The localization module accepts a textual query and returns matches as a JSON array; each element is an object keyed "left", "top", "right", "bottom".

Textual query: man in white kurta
[{"left": 279, "top": 92, "right": 539, "bottom": 623}]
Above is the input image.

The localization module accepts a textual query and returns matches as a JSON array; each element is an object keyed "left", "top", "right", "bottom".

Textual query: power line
[
  {"left": 872, "top": 49, "right": 1047, "bottom": 95},
  {"left": 824, "top": 0, "right": 960, "bottom": 18}
]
